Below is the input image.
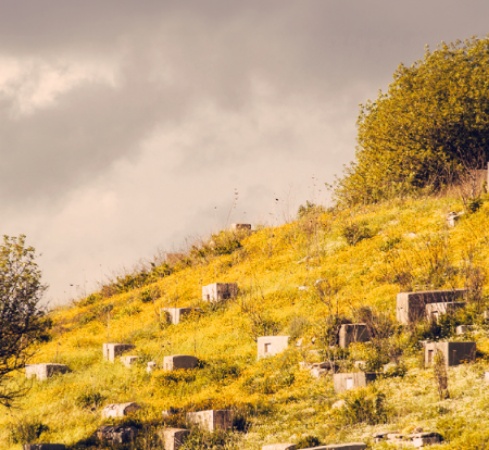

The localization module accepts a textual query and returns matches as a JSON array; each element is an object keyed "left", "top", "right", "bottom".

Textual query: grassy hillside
[{"left": 3, "top": 193, "right": 489, "bottom": 449}]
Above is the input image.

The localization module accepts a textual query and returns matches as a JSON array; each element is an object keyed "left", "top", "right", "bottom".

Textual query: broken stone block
[
  {"left": 262, "top": 445, "right": 296, "bottom": 450},
  {"left": 425, "top": 341, "right": 476, "bottom": 367},
  {"left": 163, "top": 355, "right": 199, "bottom": 370},
  {"left": 96, "top": 425, "right": 138, "bottom": 445},
  {"left": 101, "top": 402, "right": 141, "bottom": 419},
  {"left": 162, "top": 307, "right": 196, "bottom": 325},
  {"left": 300, "top": 361, "right": 338, "bottom": 378},
  {"left": 161, "top": 428, "right": 190, "bottom": 450},
  {"left": 23, "top": 445, "right": 66, "bottom": 450},
  {"left": 333, "top": 372, "right": 378, "bottom": 393},
  {"left": 410, "top": 432, "right": 442, "bottom": 447},
  {"left": 25, "top": 364, "right": 69, "bottom": 381},
  {"left": 338, "top": 324, "right": 370, "bottom": 348},
  {"left": 120, "top": 355, "right": 139, "bottom": 367},
  {"left": 103, "top": 343, "right": 135, "bottom": 362},
  {"left": 186, "top": 409, "right": 233, "bottom": 432},
  {"left": 257, "top": 336, "right": 289, "bottom": 359},
  {"left": 146, "top": 361, "right": 157, "bottom": 373},
  {"left": 456, "top": 325, "right": 475, "bottom": 335},
  {"left": 323, "top": 444, "right": 366, "bottom": 450},
  {"left": 396, "top": 289, "right": 467, "bottom": 324},
  {"left": 202, "top": 283, "right": 238, "bottom": 302}
]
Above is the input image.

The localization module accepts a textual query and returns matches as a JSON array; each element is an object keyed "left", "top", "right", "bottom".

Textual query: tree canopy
[
  {"left": 335, "top": 36, "right": 489, "bottom": 205},
  {"left": 0, "top": 235, "right": 49, "bottom": 407}
]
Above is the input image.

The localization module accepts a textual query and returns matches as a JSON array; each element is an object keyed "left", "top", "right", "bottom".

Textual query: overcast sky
[{"left": 1, "top": 1, "right": 488, "bottom": 305}]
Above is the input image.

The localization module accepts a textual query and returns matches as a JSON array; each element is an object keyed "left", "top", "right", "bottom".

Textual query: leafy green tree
[
  {"left": 336, "top": 37, "right": 489, "bottom": 205},
  {"left": 0, "top": 235, "right": 49, "bottom": 407}
]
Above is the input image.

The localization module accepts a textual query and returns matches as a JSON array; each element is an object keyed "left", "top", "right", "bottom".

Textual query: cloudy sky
[{"left": 1, "top": 1, "right": 488, "bottom": 305}]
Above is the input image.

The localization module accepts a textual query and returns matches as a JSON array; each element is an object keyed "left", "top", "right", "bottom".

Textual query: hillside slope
[{"left": 3, "top": 194, "right": 489, "bottom": 449}]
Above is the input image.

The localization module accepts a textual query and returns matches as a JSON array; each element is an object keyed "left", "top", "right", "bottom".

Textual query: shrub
[
  {"left": 9, "top": 420, "right": 49, "bottom": 444},
  {"left": 342, "top": 222, "right": 372, "bottom": 246},
  {"left": 336, "top": 387, "right": 389, "bottom": 425}
]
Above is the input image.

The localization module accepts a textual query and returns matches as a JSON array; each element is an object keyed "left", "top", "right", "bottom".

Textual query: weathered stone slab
[
  {"left": 411, "top": 432, "right": 442, "bottom": 447},
  {"left": 262, "top": 444, "right": 296, "bottom": 450},
  {"left": 101, "top": 402, "right": 141, "bottom": 418},
  {"left": 323, "top": 444, "right": 366, "bottom": 450},
  {"left": 23, "top": 445, "right": 66, "bottom": 450}
]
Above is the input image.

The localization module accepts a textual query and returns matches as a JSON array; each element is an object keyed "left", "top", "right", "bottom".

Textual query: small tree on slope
[{"left": 0, "top": 235, "right": 49, "bottom": 407}]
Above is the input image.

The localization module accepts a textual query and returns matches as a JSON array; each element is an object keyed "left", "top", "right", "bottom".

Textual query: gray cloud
[{"left": 0, "top": 0, "right": 488, "bottom": 303}]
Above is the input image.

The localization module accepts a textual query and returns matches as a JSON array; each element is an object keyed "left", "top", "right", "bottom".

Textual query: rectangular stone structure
[
  {"left": 186, "top": 409, "right": 233, "bottom": 432},
  {"left": 163, "top": 355, "right": 199, "bottom": 370},
  {"left": 103, "top": 343, "right": 135, "bottom": 362},
  {"left": 202, "top": 283, "right": 238, "bottom": 302},
  {"left": 333, "top": 372, "right": 378, "bottom": 393},
  {"left": 257, "top": 336, "right": 289, "bottom": 359},
  {"left": 25, "top": 364, "right": 69, "bottom": 381},
  {"left": 23, "top": 445, "right": 66, "bottom": 450},
  {"left": 163, "top": 307, "right": 195, "bottom": 325},
  {"left": 262, "top": 445, "right": 297, "bottom": 450},
  {"left": 396, "top": 289, "right": 466, "bottom": 324},
  {"left": 102, "top": 402, "right": 141, "bottom": 418},
  {"left": 338, "top": 324, "right": 370, "bottom": 348},
  {"left": 425, "top": 341, "right": 476, "bottom": 367},
  {"left": 161, "top": 428, "right": 190, "bottom": 450},
  {"left": 425, "top": 302, "right": 466, "bottom": 322}
]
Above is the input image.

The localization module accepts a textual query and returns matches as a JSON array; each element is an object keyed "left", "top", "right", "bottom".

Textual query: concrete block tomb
[
  {"left": 396, "top": 289, "right": 466, "bottom": 324},
  {"left": 161, "top": 428, "right": 190, "bottom": 450},
  {"left": 333, "top": 372, "right": 378, "bottom": 393},
  {"left": 301, "top": 361, "right": 339, "bottom": 378},
  {"left": 163, "top": 355, "right": 199, "bottom": 371},
  {"left": 262, "top": 444, "right": 297, "bottom": 450},
  {"left": 338, "top": 324, "right": 370, "bottom": 348},
  {"left": 103, "top": 343, "right": 135, "bottom": 362},
  {"left": 23, "top": 445, "right": 66, "bottom": 450},
  {"left": 25, "top": 364, "right": 69, "bottom": 381},
  {"left": 202, "top": 283, "right": 238, "bottom": 302},
  {"left": 425, "top": 302, "right": 466, "bottom": 322},
  {"left": 186, "top": 409, "right": 233, "bottom": 432},
  {"left": 120, "top": 355, "right": 139, "bottom": 368},
  {"left": 101, "top": 402, "right": 141, "bottom": 419},
  {"left": 257, "top": 336, "right": 290, "bottom": 359},
  {"left": 162, "top": 307, "right": 195, "bottom": 325},
  {"left": 425, "top": 341, "right": 476, "bottom": 367}
]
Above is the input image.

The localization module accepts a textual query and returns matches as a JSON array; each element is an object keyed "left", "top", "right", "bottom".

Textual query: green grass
[{"left": 3, "top": 193, "right": 489, "bottom": 448}]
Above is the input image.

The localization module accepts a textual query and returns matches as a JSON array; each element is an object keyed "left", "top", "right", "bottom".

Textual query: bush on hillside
[{"left": 335, "top": 37, "right": 489, "bottom": 206}]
